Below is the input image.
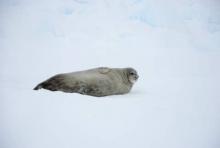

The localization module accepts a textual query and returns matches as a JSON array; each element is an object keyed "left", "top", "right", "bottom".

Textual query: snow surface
[{"left": 1, "top": 0, "right": 220, "bottom": 148}]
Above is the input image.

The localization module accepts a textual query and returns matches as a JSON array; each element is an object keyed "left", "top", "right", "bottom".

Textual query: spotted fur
[{"left": 33, "top": 67, "right": 139, "bottom": 97}]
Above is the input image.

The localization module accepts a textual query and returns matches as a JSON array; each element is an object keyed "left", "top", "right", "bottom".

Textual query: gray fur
[{"left": 33, "top": 67, "right": 139, "bottom": 97}]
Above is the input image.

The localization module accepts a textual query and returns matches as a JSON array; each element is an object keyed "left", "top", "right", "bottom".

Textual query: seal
[{"left": 33, "top": 67, "right": 139, "bottom": 97}]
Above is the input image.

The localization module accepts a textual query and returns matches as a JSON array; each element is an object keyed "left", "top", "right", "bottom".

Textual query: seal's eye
[{"left": 130, "top": 72, "right": 135, "bottom": 75}]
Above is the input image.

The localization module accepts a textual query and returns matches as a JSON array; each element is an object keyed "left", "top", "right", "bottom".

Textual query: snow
[{"left": 1, "top": 0, "right": 220, "bottom": 148}]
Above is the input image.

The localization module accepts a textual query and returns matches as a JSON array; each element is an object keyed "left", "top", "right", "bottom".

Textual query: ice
[{"left": 1, "top": 0, "right": 220, "bottom": 148}]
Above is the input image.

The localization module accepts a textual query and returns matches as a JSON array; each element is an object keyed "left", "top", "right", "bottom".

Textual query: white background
[{"left": 1, "top": 0, "right": 220, "bottom": 148}]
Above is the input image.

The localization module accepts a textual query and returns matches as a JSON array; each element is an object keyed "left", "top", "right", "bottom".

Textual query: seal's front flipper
[{"left": 98, "top": 67, "right": 111, "bottom": 74}]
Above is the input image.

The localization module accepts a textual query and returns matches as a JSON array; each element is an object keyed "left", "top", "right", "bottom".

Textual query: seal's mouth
[
  {"left": 129, "top": 75, "right": 139, "bottom": 84},
  {"left": 135, "top": 75, "right": 139, "bottom": 80}
]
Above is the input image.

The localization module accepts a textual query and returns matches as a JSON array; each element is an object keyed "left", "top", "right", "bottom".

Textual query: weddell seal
[{"left": 33, "top": 67, "right": 139, "bottom": 97}]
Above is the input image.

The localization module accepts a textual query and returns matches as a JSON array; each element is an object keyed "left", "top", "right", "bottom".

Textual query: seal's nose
[{"left": 135, "top": 75, "right": 139, "bottom": 80}]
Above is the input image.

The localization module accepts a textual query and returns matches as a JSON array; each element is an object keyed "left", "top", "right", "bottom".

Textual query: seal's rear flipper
[
  {"left": 33, "top": 83, "right": 43, "bottom": 90},
  {"left": 33, "top": 79, "right": 60, "bottom": 91}
]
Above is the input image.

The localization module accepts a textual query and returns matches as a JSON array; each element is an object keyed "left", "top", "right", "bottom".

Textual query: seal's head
[{"left": 126, "top": 68, "right": 139, "bottom": 84}]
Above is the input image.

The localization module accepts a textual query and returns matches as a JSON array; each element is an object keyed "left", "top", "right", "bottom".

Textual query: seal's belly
[
  {"left": 68, "top": 73, "right": 117, "bottom": 96},
  {"left": 88, "top": 80, "right": 115, "bottom": 96}
]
